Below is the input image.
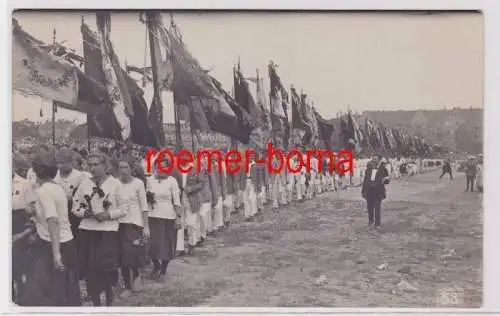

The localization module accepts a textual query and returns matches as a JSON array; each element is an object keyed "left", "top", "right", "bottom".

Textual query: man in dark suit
[
  {"left": 464, "top": 156, "right": 477, "bottom": 192},
  {"left": 439, "top": 159, "right": 453, "bottom": 180},
  {"left": 361, "top": 156, "right": 390, "bottom": 228}
]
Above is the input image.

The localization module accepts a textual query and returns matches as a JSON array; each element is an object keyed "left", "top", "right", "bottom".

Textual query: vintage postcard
[{"left": 11, "top": 10, "right": 483, "bottom": 308}]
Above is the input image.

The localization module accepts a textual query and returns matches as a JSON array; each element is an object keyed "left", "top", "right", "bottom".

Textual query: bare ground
[{"left": 113, "top": 170, "right": 482, "bottom": 307}]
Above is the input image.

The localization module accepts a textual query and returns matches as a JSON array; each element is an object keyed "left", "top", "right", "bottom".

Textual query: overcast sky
[{"left": 12, "top": 11, "right": 483, "bottom": 124}]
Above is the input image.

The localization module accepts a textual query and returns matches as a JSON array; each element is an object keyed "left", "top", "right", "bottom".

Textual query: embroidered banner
[
  {"left": 96, "top": 13, "right": 132, "bottom": 140},
  {"left": 12, "top": 19, "right": 78, "bottom": 105}
]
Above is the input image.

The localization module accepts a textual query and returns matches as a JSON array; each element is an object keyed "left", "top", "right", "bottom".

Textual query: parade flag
[
  {"left": 95, "top": 12, "right": 133, "bottom": 140},
  {"left": 387, "top": 127, "right": 398, "bottom": 150},
  {"left": 291, "top": 87, "right": 312, "bottom": 145},
  {"left": 305, "top": 98, "right": 319, "bottom": 146},
  {"left": 365, "top": 118, "right": 381, "bottom": 150},
  {"left": 81, "top": 19, "right": 122, "bottom": 141},
  {"left": 346, "top": 112, "right": 363, "bottom": 146},
  {"left": 268, "top": 61, "right": 290, "bottom": 147},
  {"left": 327, "top": 118, "right": 343, "bottom": 151},
  {"left": 268, "top": 62, "right": 286, "bottom": 130},
  {"left": 81, "top": 16, "right": 160, "bottom": 147},
  {"left": 188, "top": 96, "right": 212, "bottom": 132},
  {"left": 164, "top": 21, "right": 255, "bottom": 144},
  {"left": 281, "top": 85, "right": 290, "bottom": 148},
  {"left": 247, "top": 70, "right": 272, "bottom": 145},
  {"left": 13, "top": 18, "right": 79, "bottom": 105},
  {"left": 126, "top": 74, "right": 162, "bottom": 148},
  {"left": 234, "top": 64, "right": 261, "bottom": 123},
  {"left": 314, "top": 109, "right": 335, "bottom": 146},
  {"left": 210, "top": 76, "right": 256, "bottom": 143},
  {"left": 233, "top": 64, "right": 264, "bottom": 149},
  {"left": 379, "top": 124, "right": 393, "bottom": 150},
  {"left": 12, "top": 19, "right": 107, "bottom": 116},
  {"left": 145, "top": 12, "right": 173, "bottom": 147},
  {"left": 374, "top": 123, "right": 385, "bottom": 151},
  {"left": 357, "top": 116, "right": 369, "bottom": 148},
  {"left": 391, "top": 127, "right": 403, "bottom": 150}
]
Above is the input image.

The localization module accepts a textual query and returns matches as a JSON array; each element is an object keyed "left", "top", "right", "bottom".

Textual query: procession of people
[
  {"left": 11, "top": 11, "right": 483, "bottom": 307},
  {"left": 11, "top": 138, "right": 464, "bottom": 306}
]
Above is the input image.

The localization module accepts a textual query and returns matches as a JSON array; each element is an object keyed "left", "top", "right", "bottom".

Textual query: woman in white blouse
[
  {"left": 116, "top": 158, "right": 149, "bottom": 297},
  {"left": 146, "top": 158, "right": 182, "bottom": 281},
  {"left": 71, "top": 153, "right": 124, "bottom": 306},
  {"left": 20, "top": 149, "right": 80, "bottom": 306}
]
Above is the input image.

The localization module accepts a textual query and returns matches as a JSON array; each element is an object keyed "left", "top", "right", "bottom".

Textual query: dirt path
[{"left": 115, "top": 170, "right": 482, "bottom": 307}]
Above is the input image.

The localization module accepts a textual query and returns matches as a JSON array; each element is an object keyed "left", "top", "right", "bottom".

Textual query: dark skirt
[
  {"left": 12, "top": 239, "right": 34, "bottom": 281},
  {"left": 67, "top": 199, "right": 81, "bottom": 239},
  {"left": 12, "top": 209, "right": 35, "bottom": 278},
  {"left": 19, "top": 238, "right": 81, "bottom": 306},
  {"left": 118, "top": 223, "right": 146, "bottom": 268},
  {"left": 148, "top": 218, "right": 177, "bottom": 261},
  {"left": 12, "top": 209, "right": 31, "bottom": 235},
  {"left": 77, "top": 229, "right": 119, "bottom": 288}
]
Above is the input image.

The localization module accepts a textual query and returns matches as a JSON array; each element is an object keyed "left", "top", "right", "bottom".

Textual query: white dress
[{"left": 243, "top": 162, "right": 257, "bottom": 218}]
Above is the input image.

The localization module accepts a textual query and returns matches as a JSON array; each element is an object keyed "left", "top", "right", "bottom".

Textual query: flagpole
[
  {"left": 191, "top": 129, "right": 196, "bottom": 153},
  {"left": 80, "top": 16, "right": 92, "bottom": 152},
  {"left": 230, "top": 66, "right": 238, "bottom": 151},
  {"left": 51, "top": 28, "right": 57, "bottom": 145},
  {"left": 169, "top": 13, "right": 183, "bottom": 151},
  {"left": 145, "top": 11, "right": 168, "bottom": 150},
  {"left": 256, "top": 68, "right": 265, "bottom": 152}
]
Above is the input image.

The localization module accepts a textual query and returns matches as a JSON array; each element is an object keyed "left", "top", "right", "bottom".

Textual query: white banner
[{"left": 12, "top": 22, "right": 78, "bottom": 105}]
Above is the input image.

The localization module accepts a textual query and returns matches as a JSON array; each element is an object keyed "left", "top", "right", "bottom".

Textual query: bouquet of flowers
[
  {"left": 132, "top": 234, "right": 149, "bottom": 247},
  {"left": 102, "top": 194, "right": 112, "bottom": 211},
  {"left": 146, "top": 191, "right": 156, "bottom": 209},
  {"left": 78, "top": 184, "right": 106, "bottom": 217},
  {"left": 81, "top": 194, "right": 94, "bottom": 217},
  {"left": 93, "top": 185, "right": 105, "bottom": 198}
]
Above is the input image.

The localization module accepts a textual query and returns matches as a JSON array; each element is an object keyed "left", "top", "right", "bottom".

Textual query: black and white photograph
[{"left": 11, "top": 10, "right": 483, "bottom": 307}]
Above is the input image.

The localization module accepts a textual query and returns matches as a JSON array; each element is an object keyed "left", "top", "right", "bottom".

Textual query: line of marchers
[{"left": 145, "top": 143, "right": 354, "bottom": 175}]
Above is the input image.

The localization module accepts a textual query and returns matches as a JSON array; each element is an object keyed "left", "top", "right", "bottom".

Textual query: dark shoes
[
  {"left": 149, "top": 269, "right": 166, "bottom": 282},
  {"left": 187, "top": 245, "right": 195, "bottom": 255},
  {"left": 157, "top": 273, "right": 166, "bottom": 283},
  {"left": 149, "top": 269, "right": 160, "bottom": 281}
]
